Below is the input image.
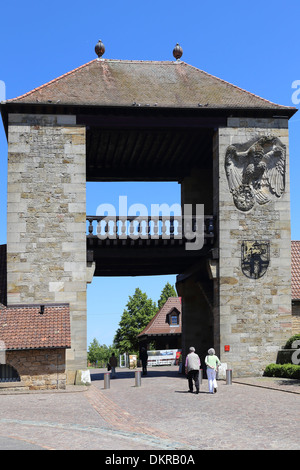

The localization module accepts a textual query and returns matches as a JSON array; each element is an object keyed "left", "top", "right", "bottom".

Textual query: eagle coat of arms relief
[{"left": 225, "top": 136, "right": 286, "bottom": 212}]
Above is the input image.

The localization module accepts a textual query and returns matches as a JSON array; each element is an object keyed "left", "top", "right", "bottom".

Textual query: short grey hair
[
  {"left": 189, "top": 346, "right": 195, "bottom": 352},
  {"left": 208, "top": 348, "right": 215, "bottom": 355}
]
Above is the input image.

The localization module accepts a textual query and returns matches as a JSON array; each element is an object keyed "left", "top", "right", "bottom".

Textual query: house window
[{"left": 171, "top": 314, "right": 179, "bottom": 325}]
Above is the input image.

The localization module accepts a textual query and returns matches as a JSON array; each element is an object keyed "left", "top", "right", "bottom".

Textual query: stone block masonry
[
  {"left": 7, "top": 114, "right": 87, "bottom": 378},
  {"left": 5, "top": 348, "right": 67, "bottom": 390}
]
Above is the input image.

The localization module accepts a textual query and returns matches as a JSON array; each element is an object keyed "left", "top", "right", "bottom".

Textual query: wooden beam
[{"left": 78, "top": 114, "right": 226, "bottom": 129}]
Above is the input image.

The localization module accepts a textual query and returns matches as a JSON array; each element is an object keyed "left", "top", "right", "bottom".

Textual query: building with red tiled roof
[
  {"left": 138, "top": 297, "right": 182, "bottom": 350},
  {"left": 0, "top": 304, "right": 71, "bottom": 351},
  {"left": 0, "top": 302, "right": 71, "bottom": 390},
  {"left": 0, "top": 244, "right": 71, "bottom": 389},
  {"left": 291, "top": 241, "right": 300, "bottom": 300}
]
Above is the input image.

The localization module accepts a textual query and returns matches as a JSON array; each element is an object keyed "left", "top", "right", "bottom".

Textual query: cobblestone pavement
[{"left": 0, "top": 366, "right": 299, "bottom": 450}]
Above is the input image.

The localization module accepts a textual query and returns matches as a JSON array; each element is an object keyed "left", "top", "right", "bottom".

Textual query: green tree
[
  {"left": 114, "top": 288, "right": 157, "bottom": 353},
  {"left": 158, "top": 282, "right": 177, "bottom": 310},
  {"left": 88, "top": 338, "right": 102, "bottom": 364}
]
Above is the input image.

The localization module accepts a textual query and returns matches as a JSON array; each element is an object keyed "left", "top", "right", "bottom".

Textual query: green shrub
[
  {"left": 264, "top": 363, "right": 300, "bottom": 380},
  {"left": 283, "top": 334, "right": 300, "bottom": 349}
]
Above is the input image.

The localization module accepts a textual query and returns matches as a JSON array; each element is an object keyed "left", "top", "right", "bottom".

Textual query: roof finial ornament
[
  {"left": 95, "top": 39, "right": 105, "bottom": 59},
  {"left": 173, "top": 43, "right": 183, "bottom": 61}
]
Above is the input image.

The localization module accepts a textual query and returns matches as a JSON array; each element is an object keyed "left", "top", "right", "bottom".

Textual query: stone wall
[
  {"left": 6, "top": 348, "right": 67, "bottom": 390},
  {"left": 177, "top": 275, "right": 214, "bottom": 373},
  {"left": 7, "top": 114, "right": 87, "bottom": 378},
  {"left": 292, "top": 301, "right": 300, "bottom": 334},
  {"left": 214, "top": 118, "right": 293, "bottom": 376}
]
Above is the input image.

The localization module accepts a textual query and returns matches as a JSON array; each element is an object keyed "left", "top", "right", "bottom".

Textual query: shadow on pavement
[
  {"left": 90, "top": 367, "right": 186, "bottom": 382},
  {"left": 277, "top": 379, "right": 300, "bottom": 388},
  {"left": 0, "top": 436, "right": 45, "bottom": 450}
]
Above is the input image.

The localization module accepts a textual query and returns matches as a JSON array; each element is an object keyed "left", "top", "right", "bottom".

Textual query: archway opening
[
  {"left": 86, "top": 181, "right": 182, "bottom": 366},
  {"left": 86, "top": 179, "right": 215, "bottom": 373}
]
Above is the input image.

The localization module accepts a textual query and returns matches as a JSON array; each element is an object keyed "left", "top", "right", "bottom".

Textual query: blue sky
[{"left": 1, "top": 1, "right": 300, "bottom": 346}]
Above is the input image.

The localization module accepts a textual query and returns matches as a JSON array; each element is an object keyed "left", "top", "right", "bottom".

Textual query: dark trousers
[{"left": 188, "top": 370, "right": 199, "bottom": 392}]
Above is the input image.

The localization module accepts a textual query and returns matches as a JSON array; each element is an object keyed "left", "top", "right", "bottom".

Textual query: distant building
[
  {"left": 291, "top": 241, "right": 300, "bottom": 334},
  {"left": 138, "top": 297, "right": 182, "bottom": 351}
]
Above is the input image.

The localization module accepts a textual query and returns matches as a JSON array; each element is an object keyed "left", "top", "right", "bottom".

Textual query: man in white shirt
[{"left": 185, "top": 346, "right": 201, "bottom": 394}]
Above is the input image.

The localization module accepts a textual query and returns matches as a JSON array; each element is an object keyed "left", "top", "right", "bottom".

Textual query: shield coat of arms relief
[{"left": 241, "top": 241, "right": 270, "bottom": 279}]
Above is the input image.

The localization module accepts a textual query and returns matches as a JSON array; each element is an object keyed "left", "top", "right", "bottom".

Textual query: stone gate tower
[{"left": 0, "top": 42, "right": 297, "bottom": 385}]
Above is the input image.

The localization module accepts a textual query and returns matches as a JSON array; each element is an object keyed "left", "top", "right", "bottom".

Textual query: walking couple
[{"left": 185, "top": 346, "right": 221, "bottom": 394}]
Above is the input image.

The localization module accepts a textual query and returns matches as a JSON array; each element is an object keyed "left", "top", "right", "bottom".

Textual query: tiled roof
[
  {"left": 291, "top": 241, "right": 300, "bottom": 300},
  {"left": 4, "top": 59, "right": 296, "bottom": 112},
  {"left": 0, "top": 304, "right": 71, "bottom": 350},
  {"left": 0, "top": 245, "right": 7, "bottom": 307},
  {"left": 138, "top": 297, "right": 181, "bottom": 337}
]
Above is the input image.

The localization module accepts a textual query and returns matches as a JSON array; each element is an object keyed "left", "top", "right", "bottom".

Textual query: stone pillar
[
  {"left": 214, "top": 118, "right": 292, "bottom": 376},
  {"left": 7, "top": 114, "right": 87, "bottom": 379},
  {"left": 177, "top": 276, "right": 214, "bottom": 374},
  {"left": 179, "top": 167, "right": 214, "bottom": 369}
]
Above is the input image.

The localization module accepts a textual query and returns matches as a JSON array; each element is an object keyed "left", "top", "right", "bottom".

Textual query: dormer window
[{"left": 166, "top": 307, "right": 180, "bottom": 326}]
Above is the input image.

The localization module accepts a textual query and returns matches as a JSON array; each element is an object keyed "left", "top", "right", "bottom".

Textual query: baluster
[
  {"left": 184, "top": 216, "right": 193, "bottom": 241},
  {"left": 97, "top": 217, "right": 107, "bottom": 240},
  {"left": 138, "top": 216, "right": 147, "bottom": 239},
  {"left": 208, "top": 217, "right": 214, "bottom": 234},
  {"left": 147, "top": 217, "right": 151, "bottom": 237},
  {"left": 105, "top": 218, "right": 109, "bottom": 235},
  {"left": 88, "top": 218, "right": 93, "bottom": 235},
  {"left": 175, "top": 214, "right": 182, "bottom": 239},
  {"left": 151, "top": 216, "right": 159, "bottom": 239},
  {"left": 162, "top": 216, "right": 168, "bottom": 239},
  {"left": 137, "top": 218, "right": 141, "bottom": 235},
  {"left": 133, "top": 216, "right": 142, "bottom": 240},
  {"left": 192, "top": 217, "right": 197, "bottom": 234},
  {"left": 129, "top": 217, "right": 136, "bottom": 240},
  {"left": 111, "top": 216, "right": 117, "bottom": 240},
  {"left": 140, "top": 216, "right": 149, "bottom": 239},
  {"left": 170, "top": 217, "right": 174, "bottom": 237},
  {"left": 97, "top": 219, "right": 102, "bottom": 237},
  {"left": 119, "top": 217, "right": 127, "bottom": 239}
]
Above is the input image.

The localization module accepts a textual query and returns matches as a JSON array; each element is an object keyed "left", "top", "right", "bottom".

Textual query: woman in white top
[{"left": 205, "top": 348, "right": 221, "bottom": 394}]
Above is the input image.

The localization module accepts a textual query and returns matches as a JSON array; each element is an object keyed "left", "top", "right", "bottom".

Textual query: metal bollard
[
  {"left": 135, "top": 370, "right": 141, "bottom": 387},
  {"left": 199, "top": 369, "right": 203, "bottom": 384},
  {"left": 104, "top": 372, "right": 111, "bottom": 389},
  {"left": 226, "top": 369, "right": 232, "bottom": 385}
]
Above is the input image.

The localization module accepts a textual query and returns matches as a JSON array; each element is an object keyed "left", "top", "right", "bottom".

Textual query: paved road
[{"left": 0, "top": 366, "right": 299, "bottom": 451}]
